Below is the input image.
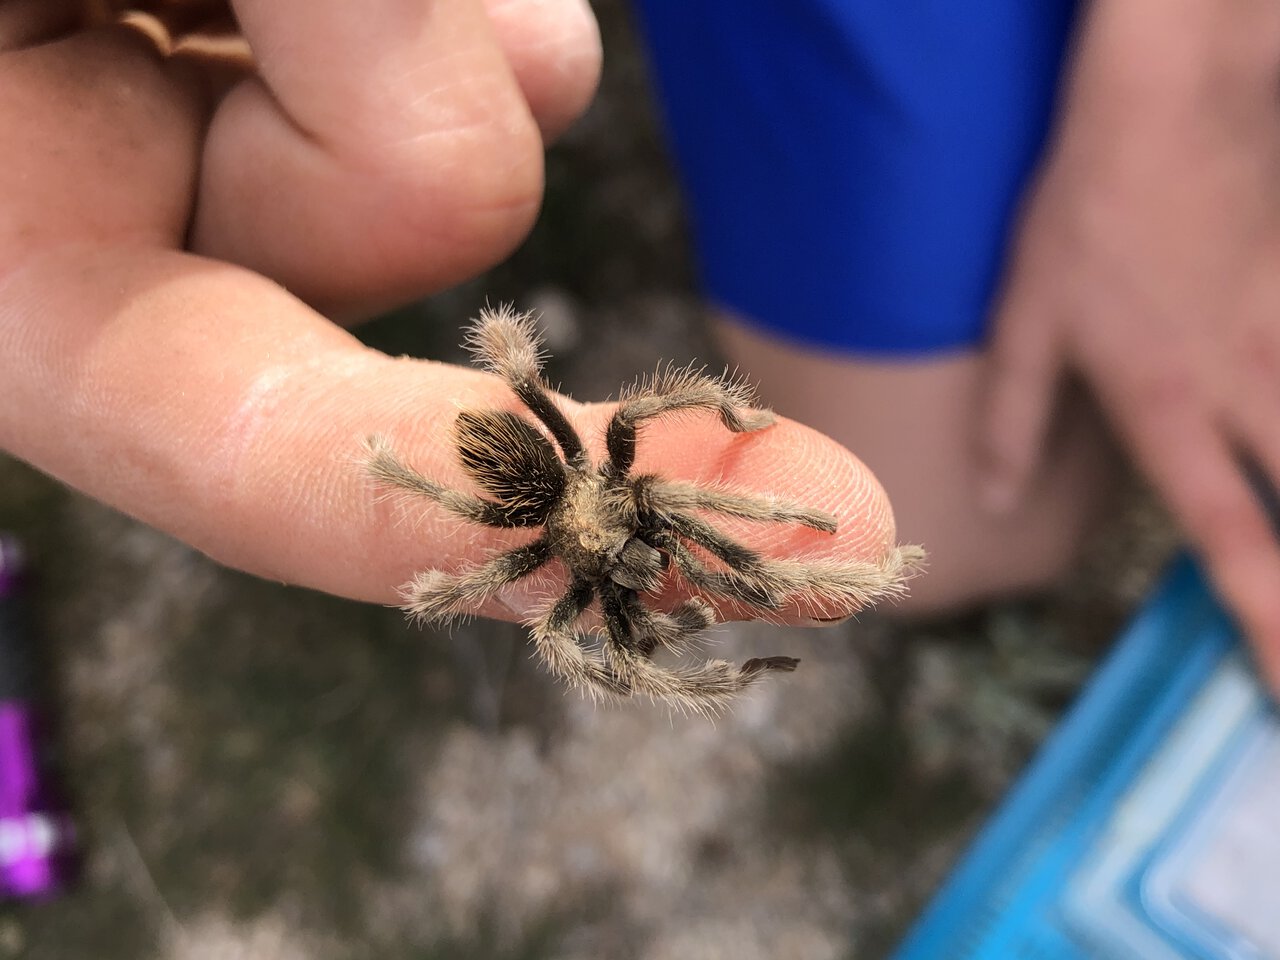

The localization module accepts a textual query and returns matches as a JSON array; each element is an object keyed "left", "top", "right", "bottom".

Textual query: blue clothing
[{"left": 633, "top": 1, "right": 1080, "bottom": 356}]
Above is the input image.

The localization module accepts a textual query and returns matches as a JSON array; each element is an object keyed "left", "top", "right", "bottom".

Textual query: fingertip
[
  {"left": 482, "top": 0, "right": 602, "bottom": 141},
  {"left": 979, "top": 295, "right": 1064, "bottom": 517},
  {"left": 1244, "top": 600, "right": 1280, "bottom": 701},
  {"left": 1214, "top": 557, "right": 1280, "bottom": 701},
  {"left": 599, "top": 406, "right": 902, "bottom": 563},
  {"left": 978, "top": 371, "right": 1041, "bottom": 517},
  {"left": 574, "top": 403, "right": 920, "bottom": 623}
]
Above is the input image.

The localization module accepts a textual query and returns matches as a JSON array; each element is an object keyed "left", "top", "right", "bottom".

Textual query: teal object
[{"left": 894, "top": 557, "right": 1280, "bottom": 960}]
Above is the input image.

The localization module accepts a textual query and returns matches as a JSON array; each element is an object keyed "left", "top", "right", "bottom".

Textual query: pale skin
[
  {"left": 719, "top": 0, "right": 1280, "bottom": 693},
  {"left": 0, "top": 2, "right": 902, "bottom": 630}
]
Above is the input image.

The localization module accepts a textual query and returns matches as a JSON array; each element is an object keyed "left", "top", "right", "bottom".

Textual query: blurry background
[{"left": 0, "top": 2, "right": 1180, "bottom": 957}]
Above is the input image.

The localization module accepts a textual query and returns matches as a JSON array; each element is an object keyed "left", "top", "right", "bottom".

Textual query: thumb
[
  {"left": 1, "top": 248, "right": 914, "bottom": 622},
  {"left": 980, "top": 271, "right": 1067, "bottom": 515}
]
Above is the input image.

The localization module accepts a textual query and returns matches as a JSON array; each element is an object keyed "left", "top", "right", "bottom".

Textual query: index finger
[
  {"left": 192, "top": 0, "right": 600, "bottom": 319},
  {"left": 0, "top": 248, "right": 909, "bottom": 622}
]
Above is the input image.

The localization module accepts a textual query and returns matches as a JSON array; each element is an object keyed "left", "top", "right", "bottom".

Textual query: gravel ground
[{"left": 0, "top": 3, "right": 1181, "bottom": 957}]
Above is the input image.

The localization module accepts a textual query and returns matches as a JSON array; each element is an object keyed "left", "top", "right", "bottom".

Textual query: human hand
[
  {"left": 981, "top": 0, "right": 1280, "bottom": 691},
  {"left": 0, "top": 2, "right": 905, "bottom": 625}
]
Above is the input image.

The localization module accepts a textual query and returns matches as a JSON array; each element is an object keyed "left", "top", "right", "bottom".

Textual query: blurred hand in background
[{"left": 983, "top": 0, "right": 1280, "bottom": 690}]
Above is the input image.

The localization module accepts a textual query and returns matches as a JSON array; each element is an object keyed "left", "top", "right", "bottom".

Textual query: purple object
[
  {"left": 0, "top": 535, "right": 75, "bottom": 898},
  {"left": 0, "top": 537, "right": 20, "bottom": 596}
]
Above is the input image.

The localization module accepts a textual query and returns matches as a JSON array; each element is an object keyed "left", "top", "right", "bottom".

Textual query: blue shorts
[{"left": 633, "top": 1, "right": 1080, "bottom": 356}]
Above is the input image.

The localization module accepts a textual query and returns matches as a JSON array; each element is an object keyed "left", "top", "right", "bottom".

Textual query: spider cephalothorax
[{"left": 367, "top": 306, "right": 922, "bottom": 711}]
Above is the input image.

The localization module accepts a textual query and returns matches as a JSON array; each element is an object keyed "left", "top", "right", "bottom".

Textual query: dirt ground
[{"left": 0, "top": 3, "right": 1180, "bottom": 958}]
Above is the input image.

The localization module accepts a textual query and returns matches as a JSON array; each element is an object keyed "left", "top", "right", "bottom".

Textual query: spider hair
[{"left": 367, "top": 306, "right": 924, "bottom": 713}]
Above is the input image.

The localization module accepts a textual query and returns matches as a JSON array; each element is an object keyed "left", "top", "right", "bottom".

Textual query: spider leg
[
  {"left": 648, "top": 513, "right": 926, "bottom": 618},
  {"left": 401, "top": 537, "right": 553, "bottom": 623},
  {"left": 728, "top": 544, "right": 928, "bottom": 619},
  {"left": 528, "top": 579, "right": 631, "bottom": 699},
  {"left": 645, "top": 529, "right": 783, "bottom": 611},
  {"left": 664, "top": 511, "right": 761, "bottom": 569},
  {"left": 654, "top": 522, "right": 925, "bottom": 620},
  {"left": 605, "top": 364, "right": 775, "bottom": 475},
  {"left": 599, "top": 581, "right": 714, "bottom": 658},
  {"left": 464, "top": 307, "right": 587, "bottom": 467},
  {"left": 366, "top": 435, "right": 536, "bottom": 527},
  {"left": 644, "top": 521, "right": 787, "bottom": 610},
  {"left": 636, "top": 597, "right": 716, "bottom": 658},
  {"left": 635, "top": 476, "right": 837, "bottom": 533},
  {"left": 597, "top": 582, "right": 797, "bottom": 714}
]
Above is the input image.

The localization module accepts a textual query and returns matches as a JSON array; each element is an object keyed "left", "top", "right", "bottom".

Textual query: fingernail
[{"left": 802, "top": 613, "right": 854, "bottom": 627}]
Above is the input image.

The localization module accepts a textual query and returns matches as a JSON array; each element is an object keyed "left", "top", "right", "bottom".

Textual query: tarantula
[{"left": 367, "top": 306, "right": 921, "bottom": 711}]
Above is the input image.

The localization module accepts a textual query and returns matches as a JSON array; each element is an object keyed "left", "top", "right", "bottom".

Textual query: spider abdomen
[{"left": 453, "top": 409, "right": 566, "bottom": 524}]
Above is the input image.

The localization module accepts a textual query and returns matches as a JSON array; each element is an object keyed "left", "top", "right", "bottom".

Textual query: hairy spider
[{"left": 367, "top": 306, "right": 922, "bottom": 711}]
